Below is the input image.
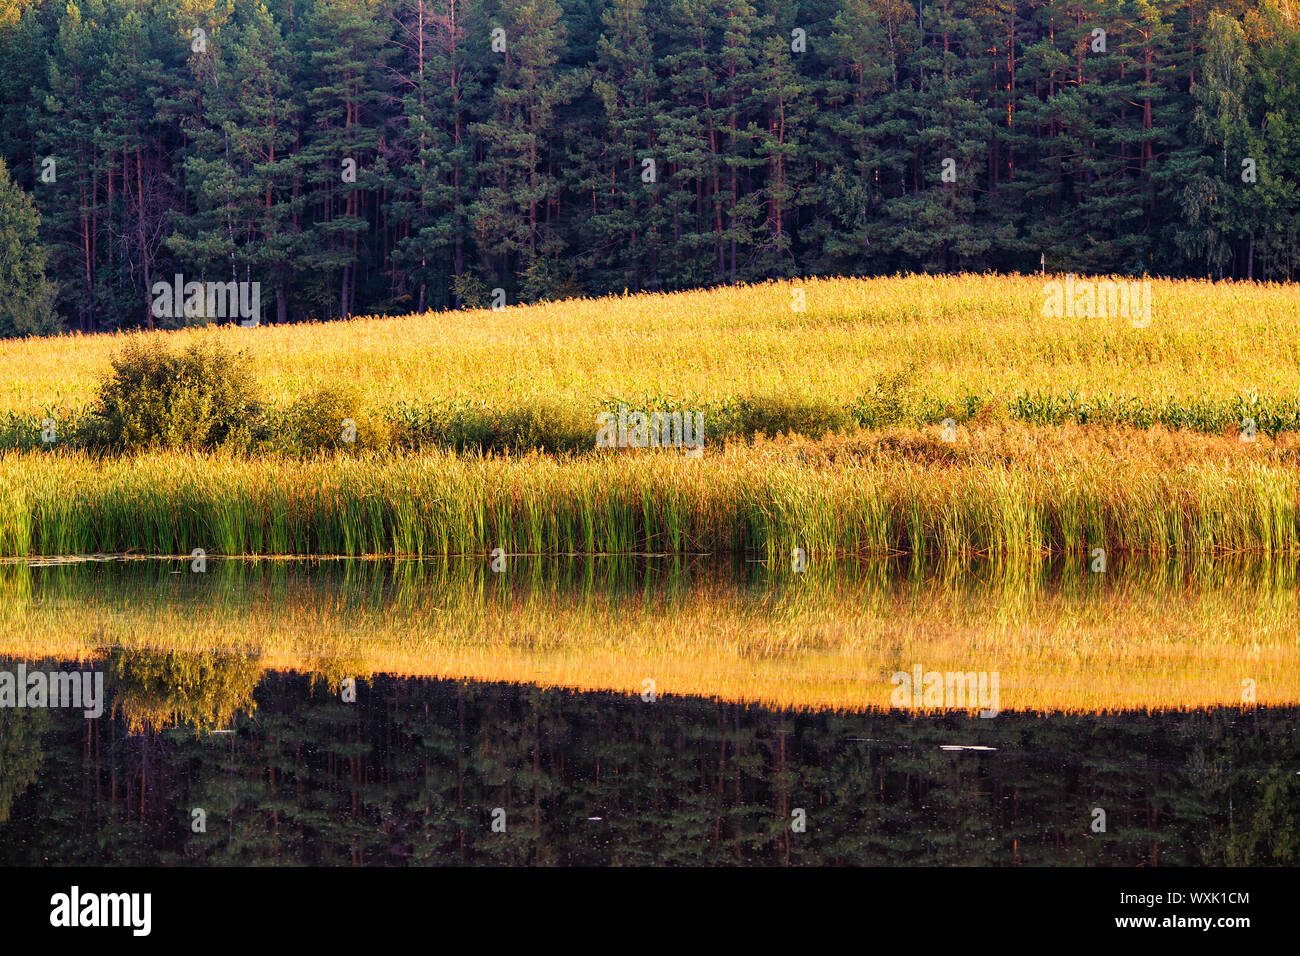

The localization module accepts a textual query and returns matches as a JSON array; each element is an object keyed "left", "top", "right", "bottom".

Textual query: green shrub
[
  {"left": 723, "top": 394, "right": 851, "bottom": 440},
  {"left": 396, "top": 398, "right": 595, "bottom": 454},
  {"left": 285, "top": 383, "right": 395, "bottom": 453},
  {"left": 851, "top": 365, "right": 920, "bottom": 429},
  {"left": 91, "top": 339, "right": 263, "bottom": 452},
  {"left": 0, "top": 409, "right": 104, "bottom": 451},
  {"left": 489, "top": 399, "right": 595, "bottom": 453}
]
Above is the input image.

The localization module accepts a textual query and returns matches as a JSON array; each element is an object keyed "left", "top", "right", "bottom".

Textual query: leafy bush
[
  {"left": 285, "top": 383, "right": 395, "bottom": 453},
  {"left": 91, "top": 340, "right": 263, "bottom": 452},
  {"left": 0, "top": 409, "right": 102, "bottom": 451},
  {"left": 721, "top": 394, "right": 851, "bottom": 440},
  {"left": 851, "top": 365, "right": 920, "bottom": 429},
  {"left": 488, "top": 399, "right": 595, "bottom": 453},
  {"left": 397, "top": 397, "right": 594, "bottom": 454}
]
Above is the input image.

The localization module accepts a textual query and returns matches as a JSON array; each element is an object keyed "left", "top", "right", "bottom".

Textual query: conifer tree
[
  {"left": 0, "top": 156, "right": 58, "bottom": 336},
  {"left": 300, "top": 0, "right": 393, "bottom": 318},
  {"left": 470, "top": 0, "right": 581, "bottom": 301}
]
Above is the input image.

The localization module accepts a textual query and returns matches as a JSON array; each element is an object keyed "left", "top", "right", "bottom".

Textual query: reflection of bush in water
[
  {"left": 303, "top": 654, "right": 370, "bottom": 698},
  {"left": 0, "top": 705, "right": 48, "bottom": 823},
  {"left": 109, "top": 649, "right": 262, "bottom": 734}
]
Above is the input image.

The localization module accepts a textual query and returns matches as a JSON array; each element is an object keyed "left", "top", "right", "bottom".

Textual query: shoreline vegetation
[
  {"left": 10, "top": 386, "right": 1300, "bottom": 454},
  {"left": 3, "top": 425, "right": 1300, "bottom": 558},
  {"left": 2, "top": 275, "right": 1300, "bottom": 558}
]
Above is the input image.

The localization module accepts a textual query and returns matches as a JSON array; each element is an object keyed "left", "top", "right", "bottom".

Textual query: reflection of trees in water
[
  {"left": 0, "top": 666, "right": 1296, "bottom": 865},
  {"left": 301, "top": 653, "right": 371, "bottom": 700},
  {"left": 107, "top": 649, "right": 263, "bottom": 735},
  {"left": 0, "top": 704, "right": 48, "bottom": 824}
]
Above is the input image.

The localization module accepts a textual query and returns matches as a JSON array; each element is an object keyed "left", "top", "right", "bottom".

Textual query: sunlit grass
[
  {"left": 3, "top": 274, "right": 1299, "bottom": 420},
  {"left": 4, "top": 277, "right": 1294, "bottom": 721},
  {"left": 2, "top": 423, "right": 1299, "bottom": 558}
]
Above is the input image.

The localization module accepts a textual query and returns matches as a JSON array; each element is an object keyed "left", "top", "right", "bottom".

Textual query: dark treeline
[{"left": 0, "top": 0, "right": 1296, "bottom": 336}]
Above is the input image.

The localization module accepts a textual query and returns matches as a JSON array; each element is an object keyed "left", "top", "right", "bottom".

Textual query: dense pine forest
[{"left": 0, "top": 0, "right": 1296, "bottom": 335}]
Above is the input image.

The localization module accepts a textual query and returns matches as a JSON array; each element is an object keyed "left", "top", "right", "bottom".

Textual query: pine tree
[
  {"left": 716, "top": 0, "right": 767, "bottom": 283},
  {"left": 35, "top": 0, "right": 106, "bottom": 330},
  {"left": 391, "top": 0, "right": 484, "bottom": 311},
  {"left": 97, "top": 4, "right": 181, "bottom": 328},
  {"left": 1244, "top": 1, "right": 1300, "bottom": 280},
  {"left": 470, "top": 0, "right": 582, "bottom": 301},
  {"left": 1178, "top": 10, "right": 1254, "bottom": 277},
  {"left": 0, "top": 0, "right": 54, "bottom": 189},
  {"left": 0, "top": 157, "right": 58, "bottom": 336},
  {"left": 657, "top": 0, "right": 731, "bottom": 287},
  {"left": 749, "top": 0, "right": 814, "bottom": 278},
  {"left": 168, "top": 2, "right": 303, "bottom": 324},
  {"left": 890, "top": 0, "right": 993, "bottom": 271},
  {"left": 582, "top": 0, "right": 664, "bottom": 292},
  {"left": 300, "top": 0, "right": 394, "bottom": 319},
  {"left": 817, "top": 0, "right": 916, "bottom": 274}
]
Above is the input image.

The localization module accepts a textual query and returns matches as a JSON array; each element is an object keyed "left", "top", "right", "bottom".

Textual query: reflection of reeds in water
[{"left": 0, "top": 555, "right": 1295, "bottom": 715}]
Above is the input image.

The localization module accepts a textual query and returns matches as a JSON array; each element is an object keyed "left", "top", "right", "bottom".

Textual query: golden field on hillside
[
  {"left": 3, "top": 274, "right": 1300, "bottom": 558},
  {"left": 3, "top": 274, "right": 1299, "bottom": 414}
]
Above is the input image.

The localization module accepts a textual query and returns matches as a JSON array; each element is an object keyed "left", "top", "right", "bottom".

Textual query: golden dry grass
[
  {"left": 4, "top": 276, "right": 1294, "bottom": 720},
  {"left": 4, "top": 274, "right": 1299, "bottom": 415}
]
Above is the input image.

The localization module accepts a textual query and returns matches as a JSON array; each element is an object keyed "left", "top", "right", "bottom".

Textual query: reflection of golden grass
[
  {"left": 4, "top": 274, "right": 1299, "bottom": 413},
  {"left": 1, "top": 559, "right": 1295, "bottom": 714}
]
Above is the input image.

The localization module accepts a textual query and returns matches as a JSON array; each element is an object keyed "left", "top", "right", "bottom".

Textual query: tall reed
[{"left": 3, "top": 443, "right": 1299, "bottom": 559}]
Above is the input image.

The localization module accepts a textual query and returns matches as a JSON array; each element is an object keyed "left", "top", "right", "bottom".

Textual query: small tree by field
[
  {"left": 0, "top": 157, "right": 57, "bottom": 337},
  {"left": 90, "top": 340, "right": 263, "bottom": 452}
]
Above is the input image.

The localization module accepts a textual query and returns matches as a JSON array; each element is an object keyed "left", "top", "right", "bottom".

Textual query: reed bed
[
  {"left": 2, "top": 556, "right": 1296, "bottom": 715},
  {"left": 2, "top": 424, "right": 1300, "bottom": 559}
]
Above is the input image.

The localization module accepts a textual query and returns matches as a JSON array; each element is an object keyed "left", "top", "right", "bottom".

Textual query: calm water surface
[{"left": 0, "top": 557, "right": 1296, "bottom": 865}]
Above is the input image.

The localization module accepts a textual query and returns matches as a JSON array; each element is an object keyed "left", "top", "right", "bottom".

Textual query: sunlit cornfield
[
  {"left": 3, "top": 275, "right": 1300, "bottom": 558},
  {"left": 3, "top": 274, "right": 1300, "bottom": 424}
]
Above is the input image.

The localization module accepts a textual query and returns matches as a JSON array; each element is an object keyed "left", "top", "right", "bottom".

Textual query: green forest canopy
[{"left": 0, "top": 0, "right": 1296, "bottom": 334}]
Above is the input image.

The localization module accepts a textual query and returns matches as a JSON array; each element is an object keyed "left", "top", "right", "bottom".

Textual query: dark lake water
[
  {"left": 2, "top": 665, "right": 1297, "bottom": 865},
  {"left": 0, "top": 557, "right": 1296, "bottom": 865}
]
